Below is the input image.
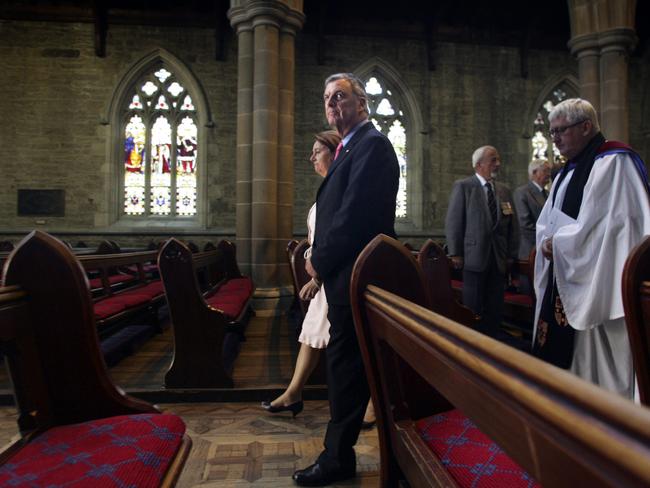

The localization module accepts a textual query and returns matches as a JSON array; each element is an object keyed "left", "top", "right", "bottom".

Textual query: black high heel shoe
[{"left": 261, "top": 400, "right": 304, "bottom": 417}]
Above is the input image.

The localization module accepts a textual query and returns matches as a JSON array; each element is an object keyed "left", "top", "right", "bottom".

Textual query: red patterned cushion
[
  {"left": 416, "top": 409, "right": 540, "bottom": 488},
  {"left": 133, "top": 281, "right": 164, "bottom": 299},
  {"left": 0, "top": 413, "right": 186, "bottom": 488},
  {"left": 94, "top": 301, "right": 127, "bottom": 320}
]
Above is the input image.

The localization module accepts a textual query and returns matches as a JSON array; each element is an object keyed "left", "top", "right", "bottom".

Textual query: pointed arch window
[
  {"left": 364, "top": 76, "right": 408, "bottom": 219},
  {"left": 530, "top": 81, "right": 578, "bottom": 164},
  {"left": 121, "top": 66, "right": 198, "bottom": 217}
]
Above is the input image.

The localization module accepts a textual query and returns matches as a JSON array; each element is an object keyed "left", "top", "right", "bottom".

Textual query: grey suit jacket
[
  {"left": 513, "top": 181, "right": 547, "bottom": 259},
  {"left": 445, "top": 175, "right": 519, "bottom": 274}
]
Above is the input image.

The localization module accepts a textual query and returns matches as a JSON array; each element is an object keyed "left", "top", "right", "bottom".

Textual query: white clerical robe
[{"left": 534, "top": 150, "right": 650, "bottom": 399}]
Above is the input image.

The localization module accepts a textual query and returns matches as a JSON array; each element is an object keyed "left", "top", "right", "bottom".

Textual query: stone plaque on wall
[{"left": 17, "top": 189, "right": 65, "bottom": 216}]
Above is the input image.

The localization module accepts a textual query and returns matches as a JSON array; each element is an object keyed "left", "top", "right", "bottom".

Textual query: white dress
[
  {"left": 298, "top": 203, "right": 330, "bottom": 349},
  {"left": 533, "top": 151, "right": 650, "bottom": 400}
]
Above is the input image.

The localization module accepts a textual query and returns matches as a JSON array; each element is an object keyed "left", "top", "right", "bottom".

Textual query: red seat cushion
[
  {"left": 110, "top": 292, "right": 151, "bottom": 309},
  {"left": 219, "top": 277, "right": 254, "bottom": 296},
  {"left": 94, "top": 300, "right": 127, "bottom": 319},
  {"left": 451, "top": 279, "right": 463, "bottom": 290},
  {"left": 135, "top": 281, "right": 164, "bottom": 299},
  {"left": 416, "top": 409, "right": 539, "bottom": 488},
  {"left": 0, "top": 413, "right": 186, "bottom": 488},
  {"left": 504, "top": 292, "right": 533, "bottom": 307},
  {"left": 205, "top": 293, "right": 247, "bottom": 319}
]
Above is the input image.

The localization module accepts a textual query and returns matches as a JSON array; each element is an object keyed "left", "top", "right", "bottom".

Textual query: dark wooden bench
[
  {"left": 0, "top": 231, "right": 191, "bottom": 487},
  {"left": 351, "top": 234, "right": 650, "bottom": 488},
  {"left": 622, "top": 235, "right": 650, "bottom": 406},
  {"left": 417, "top": 239, "right": 478, "bottom": 328},
  {"left": 158, "top": 238, "right": 254, "bottom": 388},
  {"left": 285, "top": 238, "right": 328, "bottom": 385},
  {"left": 78, "top": 249, "right": 166, "bottom": 337}
]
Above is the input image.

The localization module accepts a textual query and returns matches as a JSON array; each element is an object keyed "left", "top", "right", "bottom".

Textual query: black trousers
[
  {"left": 462, "top": 253, "right": 505, "bottom": 338},
  {"left": 319, "top": 304, "right": 369, "bottom": 469}
]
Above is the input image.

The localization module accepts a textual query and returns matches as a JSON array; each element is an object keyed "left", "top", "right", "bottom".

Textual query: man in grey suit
[
  {"left": 513, "top": 159, "right": 550, "bottom": 260},
  {"left": 445, "top": 145, "right": 519, "bottom": 338}
]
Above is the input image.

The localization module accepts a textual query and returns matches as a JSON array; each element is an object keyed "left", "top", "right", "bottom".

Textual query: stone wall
[{"left": 1, "top": 19, "right": 648, "bottom": 246}]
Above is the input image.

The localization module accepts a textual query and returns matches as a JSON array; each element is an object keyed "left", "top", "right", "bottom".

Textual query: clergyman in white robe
[{"left": 533, "top": 150, "right": 650, "bottom": 400}]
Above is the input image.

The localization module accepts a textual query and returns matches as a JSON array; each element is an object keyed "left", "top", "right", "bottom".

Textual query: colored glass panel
[
  {"left": 176, "top": 117, "right": 197, "bottom": 215},
  {"left": 150, "top": 116, "right": 172, "bottom": 215},
  {"left": 122, "top": 65, "right": 197, "bottom": 218},
  {"left": 530, "top": 82, "right": 576, "bottom": 164}
]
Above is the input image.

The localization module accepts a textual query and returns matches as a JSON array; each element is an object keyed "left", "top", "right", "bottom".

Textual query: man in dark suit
[
  {"left": 513, "top": 159, "right": 550, "bottom": 260},
  {"left": 293, "top": 73, "right": 399, "bottom": 486},
  {"left": 445, "top": 146, "right": 519, "bottom": 338}
]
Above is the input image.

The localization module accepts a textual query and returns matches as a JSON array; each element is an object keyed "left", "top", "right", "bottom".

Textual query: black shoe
[
  {"left": 261, "top": 399, "right": 304, "bottom": 417},
  {"left": 292, "top": 462, "right": 355, "bottom": 486},
  {"left": 361, "top": 419, "right": 376, "bottom": 430}
]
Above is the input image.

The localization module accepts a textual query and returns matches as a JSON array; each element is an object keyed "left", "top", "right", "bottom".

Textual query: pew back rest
[
  {"left": 622, "top": 235, "right": 650, "bottom": 405},
  {"left": 289, "top": 239, "right": 311, "bottom": 317},
  {"left": 417, "top": 239, "right": 478, "bottom": 328},
  {"left": 1, "top": 231, "right": 158, "bottom": 433},
  {"left": 351, "top": 234, "right": 650, "bottom": 488},
  {"left": 79, "top": 250, "right": 158, "bottom": 296}
]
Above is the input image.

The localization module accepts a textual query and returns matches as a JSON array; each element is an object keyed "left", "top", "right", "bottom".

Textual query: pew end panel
[
  {"left": 622, "top": 235, "right": 650, "bottom": 405},
  {"left": 159, "top": 238, "right": 253, "bottom": 389},
  {"left": 2, "top": 231, "right": 159, "bottom": 432},
  {"left": 352, "top": 234, "right": 650, "bottom": 488},
  {"left": 289, "top": 239, "right": 311, "bottom": 318},
  {"left": 417, "top": 239, "right": 479, "bottom": 329},
  {"left": 351, "top": 234, "right": 451, "bottom": 486}
]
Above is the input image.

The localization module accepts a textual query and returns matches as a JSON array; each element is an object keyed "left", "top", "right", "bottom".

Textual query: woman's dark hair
[{"left": 314, "top": 130, "right": 341, "bottom": 153}]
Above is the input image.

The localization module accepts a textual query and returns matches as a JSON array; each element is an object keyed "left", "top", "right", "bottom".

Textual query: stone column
[
  {"left": 598, "top": 28, "right": 637, "bottom": 142},
  {"left": 229, "top": 0, "right": 304, "bottom": 313},
  {"left": 568, "top": 33, "right": 601, "bottom": 112}
]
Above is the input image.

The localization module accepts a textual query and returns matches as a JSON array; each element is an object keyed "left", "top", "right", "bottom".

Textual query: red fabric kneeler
[
  {"left": 205, "top": 294, "right": 245, "bottom": 319},
  {"left": 0, "top": 413, "right": 186, "bottom": 488},
  {"left": 504, "top": 292, "right": 533, "bottom": 307},
  {"left": 416, "top": 409, "right": 540, "bottom": 488}
]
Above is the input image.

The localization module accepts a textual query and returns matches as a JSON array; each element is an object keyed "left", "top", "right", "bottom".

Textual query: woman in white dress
[
  {"left": 262, "top": 130, "right": 340, "bottom": 417},
  {"left": 262, "top": 130, "right": 376, "bottom": 427}
]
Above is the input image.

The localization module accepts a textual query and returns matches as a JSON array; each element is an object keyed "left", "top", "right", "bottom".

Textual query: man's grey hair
[
  {"left": 324, "top": 73, "right": 369, "bottom": 116},
  {"left": 548, "top": 98, "right": 600, "bottom": 132},
  {"left": 528, "top": 158, "right": 548, "bottom": 178},
  {"left": 471, "top": 145, "right": 494, "bottom": 168}
]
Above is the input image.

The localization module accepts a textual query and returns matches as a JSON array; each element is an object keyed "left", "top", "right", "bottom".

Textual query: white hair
[
  {"left": 528, "top": 159, "right": 548, "bottom": 178},
  {"left": 548, "top": 98, "right": 600, "bottom": 132},
  {"left": 472, "top": 146, "right": 494, "bottom": 168}
]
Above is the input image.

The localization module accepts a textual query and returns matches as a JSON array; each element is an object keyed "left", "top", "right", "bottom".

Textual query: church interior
[{"left": 1, "top": 0, "right": 650, "bottom": 486}]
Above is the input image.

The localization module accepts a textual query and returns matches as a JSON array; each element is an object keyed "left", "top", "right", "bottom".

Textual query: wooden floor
[{"left": 0, "top": 308, "right": 381, "bottom": 486}]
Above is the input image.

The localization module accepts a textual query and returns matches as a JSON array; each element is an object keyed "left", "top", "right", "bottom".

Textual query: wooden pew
[
  {"left": 622, "top": 235, "right": 650, "bottom": 405},
  {"left": 79, "top": 250, "right": 165, "bottom": 336},
  {"left": 158, "top": 238, "right": 254, "bottom": 388},
  {"left": 0, "top": 231, "right": 191, "bottom": 486},
  {"left": 351, "top": 234, "right": 650, "bottom": 488},
  {"left": 417, "top": 239, "right": 478, "bottom": 328},
  {"left": 288, "top": 239, "right": 311, "bottom": 318}
]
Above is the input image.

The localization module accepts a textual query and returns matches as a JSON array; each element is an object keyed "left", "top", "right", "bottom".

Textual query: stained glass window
[
  {"left": 364, "top": 76, "right": 408, "bottom": 218},
  {"left": 530, "top": 82, "right": 577, "bottom": 165},
  {"left": 121, "top": 66, "right": 197, "bottom": 217}
]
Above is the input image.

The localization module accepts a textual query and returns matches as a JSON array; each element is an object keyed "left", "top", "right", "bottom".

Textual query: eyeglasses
[{"left": 548, "top": 119, "right": 586, "bottom": 137}]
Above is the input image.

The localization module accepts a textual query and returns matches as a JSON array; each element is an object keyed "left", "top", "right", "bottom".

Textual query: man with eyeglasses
[
  {"left": 532, "top": 98, "right": 650, "bottom": 400},
  {"left": 294, "top": 73, "right": 399, "bottom": 486}
]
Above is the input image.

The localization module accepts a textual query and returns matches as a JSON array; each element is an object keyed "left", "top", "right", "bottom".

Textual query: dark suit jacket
[
  {"left": 310, "top": 122, "right": 399, "bottom": 305},
  {"left": 513, "top": 181, "right": 547, "bottom": 259},
  {"left": 445, "top": 175, "right": 519, "bottom": 274}
]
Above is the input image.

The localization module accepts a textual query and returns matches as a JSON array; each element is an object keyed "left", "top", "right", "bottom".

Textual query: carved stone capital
[{"left": 228, "top": 0, "right": 304, "bottom": 36}]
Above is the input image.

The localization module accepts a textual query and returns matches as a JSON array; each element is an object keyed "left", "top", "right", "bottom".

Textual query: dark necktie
[
  {"left": 334, "top": 142, "right": 343, "bottom": 160},
  {"left": 542, "top": 188, "right": 548, "bottom": 199},
  {"left": 486, "top": 182, "right": 497, "bottom": 223}
]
